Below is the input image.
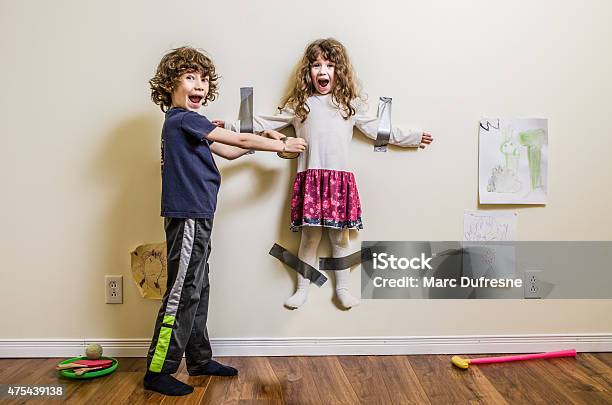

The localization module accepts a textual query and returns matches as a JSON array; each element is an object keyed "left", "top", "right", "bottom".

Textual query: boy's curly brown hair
[
  {"left": 150, "top": 46, "right": 219, "bottom": 112},
  {"left": 281, "top": 38, "right": 361, "bottom": 122}
]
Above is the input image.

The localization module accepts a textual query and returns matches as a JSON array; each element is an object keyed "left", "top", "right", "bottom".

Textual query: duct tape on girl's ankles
[
  {"left": 318, "top": 248, "right": 374, "bottom": 270},
  {"left": 269, "top": 244, "right": 327, "bottom": 287},
  {"left": 270, "top": 245, "right": 374, "bottom": 284}
]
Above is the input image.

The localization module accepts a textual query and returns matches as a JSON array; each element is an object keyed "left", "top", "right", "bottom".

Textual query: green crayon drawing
[
  {"left": 519, "top": 129, "right": 545, "bottom": 190},
  {"left": 487, "top": 125, "right": 546, "bottom": 194},
  {"left": 480, "top": 118, "right": 547, "bottom": 204}
]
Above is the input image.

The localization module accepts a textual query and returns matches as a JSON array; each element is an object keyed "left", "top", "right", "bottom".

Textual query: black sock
[
  {"left": 143, "top": 371, "right": 194, "bottom": 396},
  {"left": 188, "top": 360, "right": 238, "bottom": 376}
]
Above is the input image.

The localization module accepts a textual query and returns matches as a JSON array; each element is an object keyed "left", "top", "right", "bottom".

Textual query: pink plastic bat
[{"left": 452, "top": 349, "right": 576, "bottom": 369}]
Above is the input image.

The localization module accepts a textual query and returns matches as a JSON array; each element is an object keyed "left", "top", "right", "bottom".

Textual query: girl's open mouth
[
  {"left": 317, "top": 79, "right": 330, "bottom": 88},
  {"left": 188, "top": 95, "right": 203, "bottom": 104}
]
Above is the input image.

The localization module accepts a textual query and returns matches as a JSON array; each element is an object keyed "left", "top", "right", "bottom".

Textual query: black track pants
[{"left": 146, "top": 217, "right": 213, "bottom": 374}]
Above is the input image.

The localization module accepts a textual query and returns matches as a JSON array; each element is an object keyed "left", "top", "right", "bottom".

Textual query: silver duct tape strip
[
  {"left": 238, "top": 87, "right": 255, "bottom": 154},
  {"left": 239, "top": 87, "right": 254, "bottom": 133},
  {"left": 269, "top": 243, "right": 327, "bottom": 287},
  {"left": 432, "top": 248, "right": 463, "bottom": 258},
  {"left": 319, "top": 248, "right": 374, "bottom": 270},
  {"left": 374, "top": 96, "right": 392, "bottom": 152}
]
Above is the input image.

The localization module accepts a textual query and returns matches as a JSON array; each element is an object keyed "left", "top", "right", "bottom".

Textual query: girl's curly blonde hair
[
  {"left": 281, "top": 38, "right": 361, "bottom": 122},
  {"left": 149, "top": 46, "right": 219, "bottom": 112}
]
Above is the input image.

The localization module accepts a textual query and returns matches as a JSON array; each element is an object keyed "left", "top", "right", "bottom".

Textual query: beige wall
[{"left": 1, "top": 0, "right": 611, "bottom": 340}]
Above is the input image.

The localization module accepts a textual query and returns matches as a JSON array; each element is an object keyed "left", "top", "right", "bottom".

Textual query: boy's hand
[
  {"left": 261, "top": 129, "right": 284, "bottom": 140},
  {"left": 211, "top": 119, "right": 225, "bottom": 128},
  {"left": 284, "top": 137, "right": 307, "bottom": 153},
  {"left": 420, "top": 132, "right": 433, "bottom": 149}
]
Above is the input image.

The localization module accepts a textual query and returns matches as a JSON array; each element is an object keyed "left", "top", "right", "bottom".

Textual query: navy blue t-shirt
[{"left": 160, "top": 108, "right": 220, "bottom": 218}]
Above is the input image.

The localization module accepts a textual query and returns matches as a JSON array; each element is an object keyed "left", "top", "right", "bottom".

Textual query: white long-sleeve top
[{"left": 235, "top": 94, "right": 423, "bottom": 173}]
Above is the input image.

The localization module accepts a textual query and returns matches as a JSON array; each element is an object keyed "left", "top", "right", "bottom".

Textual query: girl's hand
[
  {"left": 284, "top": 137, "right": 307, "bottom": 153},
  {"left": 211, "top": 119, "right": 225, "bottom": 128},
  {"left": 261, "top": 129, "right": 284, "bottom": 140},
  {"left": 420, "top": 132, "right": 433, "bottom": 149}
]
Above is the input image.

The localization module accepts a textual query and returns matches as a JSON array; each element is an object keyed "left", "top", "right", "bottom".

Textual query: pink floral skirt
[{"left": 290, "top": 169, "right": 363, "bottom": 231}]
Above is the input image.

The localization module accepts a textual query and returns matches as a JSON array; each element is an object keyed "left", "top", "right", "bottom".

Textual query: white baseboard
[{"left": 0, "top": 334, "right": 610, "bottom": 358}]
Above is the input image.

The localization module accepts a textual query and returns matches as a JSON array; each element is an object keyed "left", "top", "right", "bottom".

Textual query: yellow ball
[{"left": 85, "top": 343, "right": 103, "bottom": 360}]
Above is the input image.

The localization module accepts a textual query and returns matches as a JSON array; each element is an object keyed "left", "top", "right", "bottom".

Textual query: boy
[{"left": 144, "top": 46, "right": 306, "bottom": 396}]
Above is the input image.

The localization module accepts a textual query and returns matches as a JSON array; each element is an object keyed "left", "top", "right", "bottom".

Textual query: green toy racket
[{"left": 57, "top": 356, "right": 118, "bottom": 379}]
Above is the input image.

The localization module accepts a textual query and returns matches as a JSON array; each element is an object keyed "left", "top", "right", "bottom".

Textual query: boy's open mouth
[
  {"left": 317, "top": 78, "right": 330, "bottom": 88},
  {"left": 188, "top": 95, "right": 203, "bottom": 104}
]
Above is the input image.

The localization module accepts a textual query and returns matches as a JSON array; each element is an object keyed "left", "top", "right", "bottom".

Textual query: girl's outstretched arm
[
  {"left": 223, "top": 107, "right": 296, "bottom": 138},
  {"left": 354, "top": 101, "right": 433, "bottom": 148}
]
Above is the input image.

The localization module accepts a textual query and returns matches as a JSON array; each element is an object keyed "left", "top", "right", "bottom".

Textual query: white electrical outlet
[
  {"left": 105, "top": 275, "right": 123, "bottom": 304},
  {"left": 524, "top": 270, "right": 542, "bottom": 299}
]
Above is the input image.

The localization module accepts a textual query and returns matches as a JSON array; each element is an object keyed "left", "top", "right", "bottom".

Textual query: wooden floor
[{"left": 0, "top": 354, "right": 610, "bottom": 404}]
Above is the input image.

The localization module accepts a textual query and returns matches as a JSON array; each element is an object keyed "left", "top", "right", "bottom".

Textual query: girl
[{"left": 230, "top": 38, "right": 433, "bottom": 309}]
